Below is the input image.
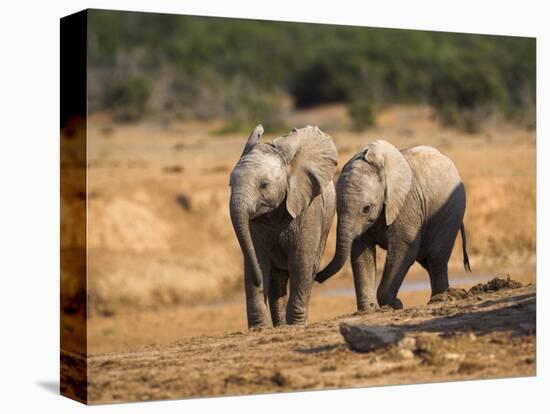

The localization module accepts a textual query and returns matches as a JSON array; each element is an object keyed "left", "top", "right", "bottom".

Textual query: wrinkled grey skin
[
  {"left": 316, "top": 140, "right": 470, "bottom": 311},
  {"left": 230, "top": 125, "right": 337, "bottom": 328}
]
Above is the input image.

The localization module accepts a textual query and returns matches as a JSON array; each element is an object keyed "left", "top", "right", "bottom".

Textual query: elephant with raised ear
[
  {"left": 315, "top": 140, "right": 470, "bottom": 311},
  {"left": 229, "top": 125, "right": 337, "bottom": 328}
]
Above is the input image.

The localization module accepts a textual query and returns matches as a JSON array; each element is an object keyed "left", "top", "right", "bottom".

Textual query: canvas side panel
[{"left": 60, "top": 9, "right": 88, "bottom": 405}]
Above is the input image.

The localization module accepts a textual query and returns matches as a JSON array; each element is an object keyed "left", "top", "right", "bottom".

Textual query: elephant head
[
  {"left": 229, "top": 125, "right": 337, "bottom": 289},
  {"left": 316, "top": 140, "right": 412, "bottom": 283}
]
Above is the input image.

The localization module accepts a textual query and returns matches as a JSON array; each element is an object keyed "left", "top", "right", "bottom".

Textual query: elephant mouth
[
  {"left": 361, "top": 220, "right": 374, "bottom": 233},
  {"left": 252, "top": 202, "right": 288, "bottom": 223},
  {"left": 252, "top": 202, "right": 274, "bottom": 219}
]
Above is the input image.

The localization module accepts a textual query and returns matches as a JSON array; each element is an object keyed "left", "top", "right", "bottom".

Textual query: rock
[{"left": 340, "top": 323, "right": 403, "bottom": 352}]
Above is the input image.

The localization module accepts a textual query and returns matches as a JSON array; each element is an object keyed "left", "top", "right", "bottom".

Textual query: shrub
[
  {"left": 103, "top": 76, "right": 152, "bottom": 122},
  {"left": 88, "top": 11, "right": 535, "bottom": 131},
  {"left": 215, "top": 90, "right": 289, "bottom": 135},
  {"left": 429, "top": 59, "right": 507, "bottom": 132},
  {"left": 348, "top": 97, "right": 377, "bottom": 130}
]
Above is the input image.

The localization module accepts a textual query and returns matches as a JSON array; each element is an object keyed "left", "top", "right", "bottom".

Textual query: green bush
[
  {"left": 290, "top": 51, "right": 359, "bottom": 107},
  {"left": 429, "top": 57, "right": 507, "bottom": 132},
  {"left": 215, "top": 89, "right": 289, "bottom": 135},
  {"left": 88, "top": 11, "right": 535, "bottom": 130},
  {"left": 348, "top": 97, "right": 377, "bottom": 130},
  {"left": 103, "top": 76, "right": 152, "bottom": 122}
]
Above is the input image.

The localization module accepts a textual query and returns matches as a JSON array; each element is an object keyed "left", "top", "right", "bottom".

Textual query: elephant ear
[
  {"left": 364, "top": 140, "right": 412, "bottom": 226},
  {"left": 241, "top": 124, "right": 264, "bottom": 156},
  {"left": 274, "top": 126, "right": 337, "bottom": 218}
]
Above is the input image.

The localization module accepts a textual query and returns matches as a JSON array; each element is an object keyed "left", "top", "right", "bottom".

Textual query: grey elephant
[
  {"left": 229, "top": 125, "right": 337, "bottom": 328},
  {"left": 315, "top": 140, "right": 470, "bottom": 311}
]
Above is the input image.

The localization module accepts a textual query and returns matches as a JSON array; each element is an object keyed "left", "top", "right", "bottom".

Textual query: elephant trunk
[
  {"left": 315, "top": 219, "right": 354, "bottom": 283},
  {"left": 229, "top": 194, "right": 263, "bottom": 290}
]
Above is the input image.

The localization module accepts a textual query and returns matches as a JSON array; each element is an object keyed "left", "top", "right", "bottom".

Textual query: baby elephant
[
  {"left": 230, "top": 125, "right": 337, "bottom": 328},
  {"left": 316, "top": 140, "right": 470, "bottom": 311}
]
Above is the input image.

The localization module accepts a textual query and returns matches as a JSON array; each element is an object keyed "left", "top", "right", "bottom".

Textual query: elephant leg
[
  {"left": 421, "top": 229, "right": 456, "bottom": 297},
  {"left": 426, "top": 259, "right": 450, "bottom": 297},
  {"left": 268, "top": 270, "right": 288, "bottom": 326},
  {"left": 286, "top": 254, "right": 315, "bottom": 325},
  {"left": 377, "top": 241, "right": 420, "bottom": 309},
  {"left": 244, "top": 259, "right": 271, "bottom": 329},
  {"left": 351, "top": 236, "right": 378, "bottom": 312},
  {"left": 424, "top": 239, "right": 453, "bottom": 296}
]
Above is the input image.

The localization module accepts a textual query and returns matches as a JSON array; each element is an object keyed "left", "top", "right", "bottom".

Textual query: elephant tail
[{"left": 460, "top": 223, "right": 471, "bottom": 272}]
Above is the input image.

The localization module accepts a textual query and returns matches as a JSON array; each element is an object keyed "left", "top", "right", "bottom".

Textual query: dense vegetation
[{"left": 88, "top": 10, "right": 535, "bottom": 132}]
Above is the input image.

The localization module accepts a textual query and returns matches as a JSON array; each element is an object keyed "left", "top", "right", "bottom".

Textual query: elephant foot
[
  {"left": 356, "top": 301, "right": 378, "bottom": 314},
  {"left": 377, "top": 298, "right": 403, "bottom": 311},
  {"left": 272, "top": 320, "right": 287, "bottom": 328},
  {"left": 248, "top": 319, "right": 272, "bottom": 330},
  {"left": 377, "top": 289, "right": 404, "bottom": 310},
  {"left": 286, "top": 321, "right": 308, "bottom": 328},
  {"left": 285, "top": 315, "right": 308, "bottom": 326},
  {"left": 286, "top": 320, "right": 308, "bottom": 326},
  {"left": 248, "top": 324, "right": 271, "bottom": 332}
]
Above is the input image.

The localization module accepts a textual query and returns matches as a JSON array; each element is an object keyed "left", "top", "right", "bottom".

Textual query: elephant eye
[
  {"left": 362, "top": 204, "right": 371, "bottom": 214},
  {"left": 259, "top": 180, "right": 269, "bottom": 189}
]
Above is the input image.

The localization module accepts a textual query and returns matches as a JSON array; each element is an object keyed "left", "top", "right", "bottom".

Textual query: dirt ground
[
  {"left": 82, "top": 280, "right": 536, "bottom": 404},
  {"left": 59, "top": 104, "right": 536, "bottom": 402},
  {"left": 85, "top": 267, "right": 535, "bottom": 354}
]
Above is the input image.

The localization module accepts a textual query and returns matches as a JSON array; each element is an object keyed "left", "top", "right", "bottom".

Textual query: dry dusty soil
[{"left": 80, "top": 279, "right": 535, "bottom": 404}]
